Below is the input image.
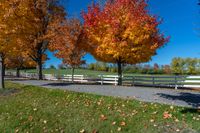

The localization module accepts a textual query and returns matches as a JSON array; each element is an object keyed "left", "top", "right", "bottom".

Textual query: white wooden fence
[
  {"left": 182, "top": 76, "right": 200, "bottom": 88},
  {"left": 5, "top": 71, "right": 119, "bottom": 85},
  {"left": 98, "top": 75, "right": 119, "bottom": 86},
  {"left": 43, "top": 74, "right": 58, "bottom": 81},
  {"left": 5, "top": 71, "right": 38, "bottom": 79},
  {"left": 61, "top": 75, "right": 88, "bottom": 83},
  {"left": 134, "top": 75, "right": 200, "bottom": 89},
  {"left": 5, "top": 71, "right": 200, "bottom": 89}
]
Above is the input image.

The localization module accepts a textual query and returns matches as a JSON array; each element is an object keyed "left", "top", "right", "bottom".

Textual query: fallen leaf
[
  {"left": 28, "top": 116, "right": 33, "bottom": 121},
  {"left": 120, "top": 121, "right": 126, "bottom": 126},
  {"left": 150, "top": 119, "right": 154, "bottom": 123},
  {"left": 152, "top": 111, "right": 158, "bottom": 115},
  {"left": 163, "top": 112, "right": 172, "bottom": 119},
  {"left": 175, "top": 119, "right": 179, "bottom": 122},
  {"left": 92, "top": 129, "right": 98, "bottom": 133},
  {"left": 117, "top": 127, "right": 121, "bottom": 131},
  {"left": 79, "top": 129, "right": 85, "bottom": 133},
  {"left": 192, "top": 117, "right": 197, "bottom": 120},
  {"left": 15, "top": 129, "right": 19, "bottom": 133},
  {"left": 112, "top": 121, "right": 116, "bottom": 125},
  {"left": 43, "top": 120, "right": 47, "bottom": 124},
  {"left": 100, "top": 114, "right": 107, "bottom": 121},
  {"left": 153, "top": 124, "right": 157, "bottom": 127}
]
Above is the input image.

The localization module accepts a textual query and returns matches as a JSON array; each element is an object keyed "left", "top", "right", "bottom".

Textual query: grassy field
[
  {"left": 0, "top": 82, "right": 199, "bottom": 132},
  {"left": 17, "top": 68, "right": 170, "bottom": 77},
  {"left": 20, "top": 68, "right": 117, "bottom": 77}
]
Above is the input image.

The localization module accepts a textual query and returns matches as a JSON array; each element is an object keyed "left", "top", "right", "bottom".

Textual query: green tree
[
  {"left": 88, "top": 63, "right": 95, "bottom": 70},
  {"left": 171, "top": 57, "right": 185, "bottom": 75},
  {"left": 185, "top": 58, "right": 198, "bottom": 75},
  {"left": 49, "top": 65, "right": 56, "bottom": 69},
  {"left": 58, "top": 64, "right": 66, "bottom": 69}
]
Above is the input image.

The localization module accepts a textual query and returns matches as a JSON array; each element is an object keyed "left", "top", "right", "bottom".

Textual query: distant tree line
[
  {"left": 82, "top": 57, "right": 200, "bottom": 75},
  {"left": 85, "top": 62, "right": 171, "bottom": 74},
  {"left": 171, "top": 57, "right": 200, "bottom": 75},
  {"left": 87, "top": 62, "right": 118, "bottom": 73}
]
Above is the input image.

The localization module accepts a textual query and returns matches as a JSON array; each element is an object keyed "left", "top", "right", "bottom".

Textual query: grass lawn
[
  {"left": 0, "top": 82, "right": 200, "bottom": 133},
  {"left": 17, "top": 68, "right": 172, "bottom": 77},
  {"left": 19, "top": 68, "right": 117, "bottom": 77}
]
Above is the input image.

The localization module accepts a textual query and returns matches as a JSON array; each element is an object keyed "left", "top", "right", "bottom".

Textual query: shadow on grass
[
  {"left": 41, "top": 82, "right": 102, "bottom": 87},
  {"left": 157, "top": 92, "right": 200, "bottom": 108},
  {"left": 0, "top": 89, "right": 20, "bottom": 96}
]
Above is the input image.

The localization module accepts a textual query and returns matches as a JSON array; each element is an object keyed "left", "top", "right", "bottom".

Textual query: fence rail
[
  {"left": 97, "top": 75, "right": 119, "bottom": 86},
  {"left": 133, "top": 76, "right": 184, "bottom": 89},
  {"left": 61, "top": 75, "right": 88, "bottom": 83},
  {"left": 5, "top": 71, "right": 200, "bottom": 89},
  {"left": 134, "top": 75, "right": 200, "bottom": 89}
]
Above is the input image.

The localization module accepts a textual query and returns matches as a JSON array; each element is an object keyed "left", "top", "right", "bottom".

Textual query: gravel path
[{"left": 10, "top": 79, "right": 200, "bottom": 108}]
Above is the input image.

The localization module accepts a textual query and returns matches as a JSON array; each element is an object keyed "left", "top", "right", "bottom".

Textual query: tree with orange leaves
[
  {"left": 50, "top": 18, "right": 85, "bottom": 83},
  {"left": 0, "top": 0, "right": 21, "bottom": 89},
  {"left": 14, "top": 0, "right": 66, "bottom": 80},
  {"left": 5, "top": 49, "right": 36, "bottom": 77},
  {"left": 82, "top": 0, "right": 169, "bottom": 85}
]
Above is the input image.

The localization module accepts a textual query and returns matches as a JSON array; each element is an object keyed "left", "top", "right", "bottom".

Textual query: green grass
[
  {"left": 0, "top": 82, "right": 199, "bottom": 132},
  {"left": 20, "top": 68, "right": 117, "bottom": 77},
  {"left": 17, "top": 68, "right": 170, "bottom": 77}
]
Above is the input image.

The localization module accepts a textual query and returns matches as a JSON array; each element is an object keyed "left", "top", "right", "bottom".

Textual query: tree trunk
[
  {"left": 117, "top": 60, "right": 122, "bottom": 85},
  {"left": 3, "top": 64, "right": 5, "bottom": 77},
  {"left": 71, "top": 67, "right": 75, "bottom": 83},
  {"left": 16, "top": 68, "right": 20, "bottom": 77},
  {"left": 37, "top": 59, "right": 43, "bottom": 80},
  {"left": 0, "top": 55, "right": 5, "bottom": 89}
]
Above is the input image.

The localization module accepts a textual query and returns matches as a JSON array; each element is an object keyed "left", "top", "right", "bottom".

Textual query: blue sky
[{"left": 45, "top": 0, "right": 200, "bottom": 68}]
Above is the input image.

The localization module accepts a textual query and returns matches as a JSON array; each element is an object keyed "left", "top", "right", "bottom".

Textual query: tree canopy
[{"left": 82, "top": 0, "right": 169, "bottom": 84}]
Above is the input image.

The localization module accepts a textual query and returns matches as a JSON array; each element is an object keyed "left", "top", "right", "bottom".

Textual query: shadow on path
[
  {"left": 180, "top": 108, "right": 200, "bottom": 115},
  {"left": 157, "top": 92, "right": 200, "bottom": 108},
  {"left": 42, "top": 82, "right": 73, "bottom": 87},
  {"left": 7, "top": 78, "right": 29, "bottom": 81},
  {"left": 41, "top": 82, "right": 104, "bottom": 87}
]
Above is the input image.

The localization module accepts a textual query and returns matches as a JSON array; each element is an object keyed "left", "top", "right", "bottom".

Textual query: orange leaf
[
  {"left": 163, "top": 112, "right": 172, "bottom": 119},
  {"left": 120, "top": 121, "right": 126, "bottom": 126},
  {"left": 100, "top": 114, "right": 107, "bottom": 121}
]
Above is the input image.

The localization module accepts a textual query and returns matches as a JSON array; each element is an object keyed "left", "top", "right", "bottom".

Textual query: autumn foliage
[
  {"left": 14, "top": 0, "right": 66, "bottom": 80},
  {"left": 50, "top": 18, "right": 85, "bottom": 82},
  {"left": 5, "top": 52, "right": 36, "bottom": 77},
  {"left": 82, "top": 0, "right": 169, "bottom": 84},
  {"left": 0, "top": 0, "right": 170, "bottom": 88},
  {"left": 0, "top": 0, "right": 22, "bottom": 88},
  {"left": 0, "top": 0, "right": 66, "bottom": 88}
]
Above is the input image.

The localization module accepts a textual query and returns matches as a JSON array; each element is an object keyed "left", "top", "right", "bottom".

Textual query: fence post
[
  {"left": 175, "top": 76, "right": 178, "bottom": 90},
  {"left": 152, "top": 77, "right": 155, "bottom": 86},
  {"left": 101, "top": 75, "right": 103, "bottom": 85},
  {"left": 115, "top": 77, "right": 117, "bottom": 86},
  {"left": 81, "top": 75, "right": 84, "bottom": 83}
]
